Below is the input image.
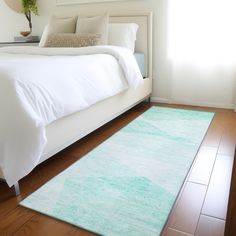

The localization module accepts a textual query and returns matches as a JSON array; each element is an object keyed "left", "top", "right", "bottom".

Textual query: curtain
[{"left": 167, "top": 0, "right": 236, "bottom": 109}]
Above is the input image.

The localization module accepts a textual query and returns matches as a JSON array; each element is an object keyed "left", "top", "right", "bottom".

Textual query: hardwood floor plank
[
  {"left": 13, "top": 214, "right": 96, "bottom": 236},
  {"left": 225, "top": 148, "right": 236, "bottom": 236},
  {"left": 195, "top": 215, "right": 225, "bottom": 236},
  {"left": 218, "top": 112, "right": 236, "bottom": 156},
  {"left": 0, "top": 187, "right": 24, "bottom": 221},
  {"left": 218, "top": 133, "right": 236, "bottom": 156},
  {"left": 163, "top": 228, "right": 193, "bottom": 236},
  {"left": 202, "top": 112, "right": 224, "bottom": 147},
  {"left": 72, "top": 229, "right": 98, "bottom": 236},
  {"left": 0, "top": 206, "right": 36, "bottom": 236},
  {"left": 168, "top": 182, "right": 207, "bottom": 235},
  {"left": 202, "top": 154, "right": 233, "bottom": 219},
  {"left": 188, "top": 146, "right": 217, "bottom": 185}
]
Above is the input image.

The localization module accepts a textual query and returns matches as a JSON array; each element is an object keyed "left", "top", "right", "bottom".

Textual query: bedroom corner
[{"left": 0, "top": 1, "right": 235, "bottom": 236}]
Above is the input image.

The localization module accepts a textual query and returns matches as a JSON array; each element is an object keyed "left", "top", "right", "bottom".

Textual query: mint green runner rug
[{"left": 20, "top": 107, "right": 214, "bottom": 236}]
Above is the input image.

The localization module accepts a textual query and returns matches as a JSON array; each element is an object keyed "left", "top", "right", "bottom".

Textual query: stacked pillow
[
  {"left": 76, "top": 13, "right": 109, "bottom": 45},
  {"left": 39, "top": 13, "right": 139, "bottom": 53}
]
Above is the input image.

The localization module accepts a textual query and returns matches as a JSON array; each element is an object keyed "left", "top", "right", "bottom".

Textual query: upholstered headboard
[{"left": 110, "top": 12, "right": 153, "bottom": 78}]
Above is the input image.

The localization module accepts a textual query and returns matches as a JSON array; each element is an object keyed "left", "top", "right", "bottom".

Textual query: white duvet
[{"left": 0, "top": 45, "right": 143, "bottom": 186}]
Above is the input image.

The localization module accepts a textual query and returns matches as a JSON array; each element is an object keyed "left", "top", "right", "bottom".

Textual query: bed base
[{"left": 14, "top": 182, "right": 20, "bottom": 196}]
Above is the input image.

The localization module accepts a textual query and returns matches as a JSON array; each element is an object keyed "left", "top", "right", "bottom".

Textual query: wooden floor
[{"left": 0, "top": 103, "right": 235, "bottom": 236}]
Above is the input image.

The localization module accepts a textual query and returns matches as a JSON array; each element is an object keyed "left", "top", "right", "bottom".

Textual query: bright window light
[{"left": 168, "top": 0, "right": 236, "bottom": 66}]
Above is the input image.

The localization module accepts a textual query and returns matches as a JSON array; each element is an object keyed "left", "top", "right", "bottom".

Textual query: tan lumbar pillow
[{"left": 44, "top": 33, "right": 101, "bottom": 48}]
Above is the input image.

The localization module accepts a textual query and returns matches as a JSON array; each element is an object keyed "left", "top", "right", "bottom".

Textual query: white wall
[{"left": 0, "top": 0, "right": 235, "bottom": 108}]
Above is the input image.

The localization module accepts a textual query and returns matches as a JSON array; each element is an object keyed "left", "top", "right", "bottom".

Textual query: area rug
[{"left": 20, "top": 106, "right": 214, "bottom": 236}]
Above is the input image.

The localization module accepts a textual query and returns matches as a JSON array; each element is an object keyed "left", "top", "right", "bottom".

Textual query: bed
[{"left": 0, "top": 12, "right": 153, "bottom": 195}]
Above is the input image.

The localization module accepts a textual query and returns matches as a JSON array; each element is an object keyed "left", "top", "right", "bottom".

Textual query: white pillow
[
  {"left": 108, "top": 23, "right": 139, "bottom": 53},
  {"left": 39, "top": 16, "right": 77, "bottom": 47},
  {"left": 76, "top": 13, "right": 109, "bottom": 45}
]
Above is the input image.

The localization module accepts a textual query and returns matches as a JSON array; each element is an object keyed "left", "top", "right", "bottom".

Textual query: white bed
[{"left": 0, "top": 12, "right": 153, "bottom": 194}]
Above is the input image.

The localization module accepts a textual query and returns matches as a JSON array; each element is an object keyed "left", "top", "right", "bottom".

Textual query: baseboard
[
  {"left": 151, "top": 97, "right": 170, "bottom": 104},
  {"left": 151, "top": 97, "right": 234, "bottom": 110}
]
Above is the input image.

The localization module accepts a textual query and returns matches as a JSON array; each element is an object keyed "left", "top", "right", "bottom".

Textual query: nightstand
[{"left": 0, "top": 41, "right": 39, "bottom": 47}]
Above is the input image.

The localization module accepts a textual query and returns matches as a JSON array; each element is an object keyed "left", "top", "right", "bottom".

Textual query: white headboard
[{"left": 110, "top": 12, "right": 153, "bottom": 78}]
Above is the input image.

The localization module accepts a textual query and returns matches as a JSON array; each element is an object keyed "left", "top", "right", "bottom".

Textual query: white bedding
[{"left": 0, "top": 45, "right": 143, "bottom": 186}]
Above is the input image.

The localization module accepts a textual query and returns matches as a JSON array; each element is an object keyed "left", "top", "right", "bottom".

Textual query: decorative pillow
[
  {"left": 76, "top": 13, "right": 109, "bottom": 45},
  {"left": 44, "top": 33, "right": 101, "bottom": 48},
  {"left": 108, "top": 23, "right": 139, "bottom": 53},
  {"left": 39, "top": 16, "right": 78, "bottom": 47}
]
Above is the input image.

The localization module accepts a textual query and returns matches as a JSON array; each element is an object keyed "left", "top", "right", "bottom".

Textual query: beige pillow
[
  {"left": 39, "top": 16, "right": 77, "bottom": 47},
  {"left": 76, "top": 13, "right": 109, "bottom": 45},
  {"left": 44, "top": 33, "right": 101, "bottom": 48}
]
